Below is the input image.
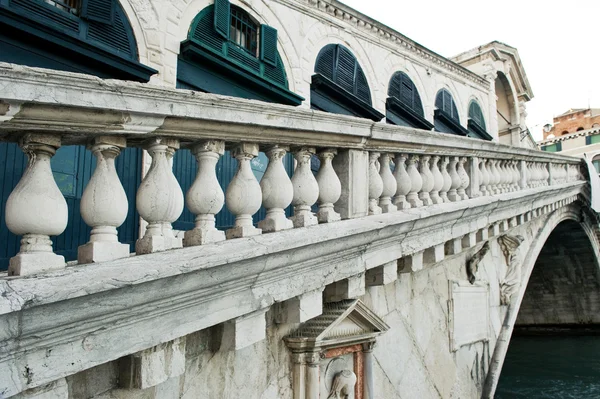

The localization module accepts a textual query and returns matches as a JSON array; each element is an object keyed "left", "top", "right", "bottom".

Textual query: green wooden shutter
[
  {"left": 81, "top": 0, "right": 115, "bottom": 25},
  {"left": 260, "top": 25, "right": 278, "bottom": 67},
  {"left": 586, "top": 136, "right": 592, "bottom": 145},
  {"left": 400, "top": 73, "right": 414, "bottom": 109},
  {"left": 214, "top": 0, "right": 230, "bottom": 40},
  {"left": 315, "top": 44, "right": 335, "bottom": 79},
  {"left": 336, "top": 45, "right": 357, "bottom": 94}
]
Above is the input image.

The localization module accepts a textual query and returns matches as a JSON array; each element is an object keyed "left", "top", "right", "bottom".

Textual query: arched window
[
  {"left": 592, "top": 155, "right": 600, "bottom": 174},
  {"left": 467, "top": 100, "right": 493, "bottom": 141},
  {"left": 577, "top": 127, "right": 585, "bottom": 131},
  {"left": 0, "top": 0, "right": 155, "bottom": 81},
  {"left": 386, "top": 72, "right": 433, "bottom": 130},
  {"left": 434, "top": 89, "right": 468, "bottom": 136},
  {"left": 311, "top": 44, "right": 383, "bottom": 121},
  {"left": 586, "top": 134, "right": 600, "bottom": 145},
  {"left": 561, "top": 131, "right": 569, "bottom": 135},
  {"left": 178, "top": 0, "right": 302, "bottom": 105}
]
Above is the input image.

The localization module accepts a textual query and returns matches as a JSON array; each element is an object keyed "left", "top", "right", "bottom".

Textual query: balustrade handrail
[{"left": 0, "top": 63, "right": 581, "bottom": 164}]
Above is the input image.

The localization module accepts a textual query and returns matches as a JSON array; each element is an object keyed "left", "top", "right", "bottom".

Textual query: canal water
[{"left": 495, "top": 335, "right": 600, "bottom": 398}]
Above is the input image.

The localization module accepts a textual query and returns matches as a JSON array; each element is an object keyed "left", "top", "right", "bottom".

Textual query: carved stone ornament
[
  {"left": 327, "top": 370, "right": 357, "bottom": 399},
  {"left": 467, "top": 241, "right": 490, "bottom": 284},
  {"left": 498, "top": 234, "right": 525, "bottom": 305}
]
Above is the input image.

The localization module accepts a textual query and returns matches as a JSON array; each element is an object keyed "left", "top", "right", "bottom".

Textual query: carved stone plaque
[{"left": 449, "top": 280, "right": 489, "bottom": 351}]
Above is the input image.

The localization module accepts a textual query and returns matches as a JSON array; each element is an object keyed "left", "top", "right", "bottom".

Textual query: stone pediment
[{"left": 285, "top": 299, "right": 389, "bottom": 350}]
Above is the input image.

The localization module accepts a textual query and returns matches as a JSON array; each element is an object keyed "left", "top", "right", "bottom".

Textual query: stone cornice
[
  {"left": 0, "top": 64, "right": 580, "bottom": 164},
  {"left": 273, "top": 0, "right": 489, "bottom": 88},
  {"left": 538, "top": 127, "right": 600, "bottom": 146},
  {"left": 0, "top": 179, "right": 584, "bottom": 396}
]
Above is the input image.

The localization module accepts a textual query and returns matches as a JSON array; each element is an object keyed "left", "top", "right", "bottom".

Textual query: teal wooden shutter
[
  {"left": 81, "top": 0, "right": 115, "bottom": 25},
  {"left": 214, "top": 0, "right": 230, "bottom": 40},
  {"left": 557, "top": 142, "right": 562, "bottom": 151},
  {"left": 315, "top": 44, "right": 335, "bottom": 79},
  {"left": 260, "top": 25, "right": 278, "bottom": 66},
  {"left": 336, "top": 45, "right": 356, "bottom": 94},
  {"left": 586, "top": 136, "right": 592, "bottom": 145}
]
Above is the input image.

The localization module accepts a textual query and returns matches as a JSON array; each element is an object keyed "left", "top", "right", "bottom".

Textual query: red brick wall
[{"left": 542, "top": 109, "right": 600, "bottom": 139}]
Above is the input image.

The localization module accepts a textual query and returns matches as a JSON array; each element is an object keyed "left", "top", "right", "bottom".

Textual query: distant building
[{"left": 542, "top": 108, "right": 600, "bottom": 140}]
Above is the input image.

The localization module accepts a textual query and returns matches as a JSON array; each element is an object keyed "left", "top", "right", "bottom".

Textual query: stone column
[
  {"left": 226, "top": 143, "right": 262, "bottom": 238},
  {"left": 305, "top": 352, "right": 320, "bottom": 399},
  {"left": 363, "top": 342, "right": 376, "bottom": 399},
  {"left": 5, "top": 134, "right": 68, "bottom": 276},
  {"left": 378, "top": 153, "right": 397, "bottom": 213},
  {"left": 368, "top": 152, "right": 383, "bottom": 215},
  {"left": 406, "top": 155, "right": 423, "bottom": 208},
  {"left": 392, "top": 154, "right": 411, "bottom": 210},
  {"left": 316, "top": 149, "right": 341, "bottom": 223},
  {"left": 136, "top": 138, "right": 184, "bottom": 254},
  {"left": 184, "top": 140, "right": 226, "bottom": 246},
  {"left": 78, "top": 136, "right": 130, "bottom": 264},
  {"left": 259, "top": 145, "right": 294, "bottom": 232},
  {"left": 290, "top": 147, "right": 319, "bottom": 227}
]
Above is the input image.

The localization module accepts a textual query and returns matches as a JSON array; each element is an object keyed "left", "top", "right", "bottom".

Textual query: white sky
[{"left": 340, "top": 0, "right": 600, "bottom": 140}]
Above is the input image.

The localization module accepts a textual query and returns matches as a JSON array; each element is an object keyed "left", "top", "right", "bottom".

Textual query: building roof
[{"left": 555, "top": 108, "right": 600, "bottom": 118}]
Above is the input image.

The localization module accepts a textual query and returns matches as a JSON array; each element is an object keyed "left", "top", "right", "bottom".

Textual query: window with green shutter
[
  {"left": 434, "top": 89, "right": 468, "bottom": 136},
  {"left": 586, "top": 135, "right": 600, "bottom": 145},
  {"left": 311, "top": 44, "right": 383, "bottom": 121},
  {"left": 541, "top": 143, "right": 561, "bottom": 152},
  {"left": 178, "top": 2, "right": 302, "bottom": 106},
  {"left": 467, "top": 100, "right": 493, "bottom": 141},
  {"left": 386, "top": 71, "right": 433, "bottom": 130}
]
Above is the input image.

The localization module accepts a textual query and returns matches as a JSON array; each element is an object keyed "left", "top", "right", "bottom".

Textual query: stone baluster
[
  {"left": 532, "top": 163, "right": 540, "bottom": 187},
  {"left": 440, "top": 156, "right": 452, "bottom": 203},
  {"left": 78, "top": 136, "right": 130, "bottom": 264},
  {"left": 368, "top": 152, "right": 383, "bottom": 215},
  {"left": 418, "top": 155, "right": 434, "bottom": 206},
  {"left": 136, "top": 138, "right": 184, "bottom": 254},
  {"left": 485, "top": 159, "right": 494, "bottom": 195},
  {"left": 226, "top": 143, "right": 263, "bottom": 238},
  {"left": 457, "top": 157, "right": 470, "bottom": 200},
  {"left": 378, "top": 153, "right": 397, "bottom": 213},
  {"left": 406, "top": 155, "right": 423, "bottom": 208},
  {"left": 499, "top": 160, "right": 507, "bottom": 193},
  {"left": 510, "top": 161, "right": 519, "bottom": 191},
  {"left": 393, "top": 154, "right": 411, "bottom": 210},
  {"left": 5, "top": 134, "right": 68, "bottom": 276},
  {"left": 290, "top": 147, "right": 319, "bottom": 227},
  {"left": 479, "top": 158, "right": 489, "bottom": 196},
  {"left": 492, "top": 159, "right": 501, "bottom": 194},
  {"left": 184, "top": 140, "right": 226, "bottom": 246},
  {"left": 316, "top": 149, "right": 341, "bottom": 223},
  {"left": 257, "top": 146, "right": 294, "bottom": 232},
  {"left": 429, "top": 155, "right": 444, "bottom": 204},
  {"left": 447, "top": 157, "right": 461, "bottom": 202},
  {"left": 542, "top": 163, "right": 550, "bottom": 186},
  {"left": 526, "top": 162, "right": 533, "bottom": 188}
]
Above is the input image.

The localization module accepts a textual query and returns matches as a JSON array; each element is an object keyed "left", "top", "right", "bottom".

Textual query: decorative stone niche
[{"left": 285, "top": 299, "right": 389, "bottom": 399}]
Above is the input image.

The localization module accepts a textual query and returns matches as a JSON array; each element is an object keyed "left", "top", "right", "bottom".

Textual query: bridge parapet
[{"left": 0, "top": 64, "right": 594, "bottom": 397}]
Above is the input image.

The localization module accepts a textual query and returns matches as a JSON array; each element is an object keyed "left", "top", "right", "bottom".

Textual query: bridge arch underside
[{"left": 517, "top": 220, "right": 600, "bottom": 328}]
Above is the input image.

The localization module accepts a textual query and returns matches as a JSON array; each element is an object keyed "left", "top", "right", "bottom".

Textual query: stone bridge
[{"left": 1, "top": 65, "right": 599, "bottom": 399}]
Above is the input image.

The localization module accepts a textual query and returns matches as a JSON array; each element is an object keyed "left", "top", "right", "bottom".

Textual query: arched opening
[
  {"left": 433, "top": 88, "right": 468, "bottom": 136},
  {"left": 497, "top": 220, "right": 600, "bottom": 397},
  {"left": 561, "top": 130, "right": 570, "bottom": 135},
  {"left": 577, "top": 127, "right": 585, "bottom": 131},
  {"left": 467, "top": 100, "right": 493, "bottom": 140},
  {"left": 592, "top": 155, "right": 600, "bottom": 174},
  {"left": 494, "top": 72, "right": 517, "bottom": 145},
  {"left": 385, "top": 71, "right": 433, "bottom": 130}
]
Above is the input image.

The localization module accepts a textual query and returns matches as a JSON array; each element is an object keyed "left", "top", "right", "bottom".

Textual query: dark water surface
[{"left": 496, "top": 335, "right": 600, "bottom": 398}]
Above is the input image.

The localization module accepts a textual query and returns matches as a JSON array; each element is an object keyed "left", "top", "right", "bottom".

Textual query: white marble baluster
[
  {"left": 499, "top": 160, "right": 507, "bottom": 193},
  {"left": 136, "top": 138, "right": 184, "bottom": 254},
  {"left": 492, "top": 159, "right": 502, "bottom": 194},
  {"left": 457, "top": 157, "right": 470, "bottom": 200},
  {"left": 290, "top": 147, "right": 319, "bottom": 227},
  {"left": 226, "top": 143, "right": 263, "bottom": 238},
  {"left": 316, "top": 149, "right": 341, "bottom": 223},
  {"left": 406, "top": 155, "right": 423, "bottom": 208},
  {"left": 368, "top": 152, "right": 383, "bottom": 215},
  {"left": 430, "top": 155, "right": 444, "bottom": 205},
  {"left": 512, "top": 161, "right": 520, "bottom": 191},
  {"left": 184, "top": 140, "right": 226, "bottom": 246},
  {"left": 447, "top": 157, "right": 461, "bottom": 202},
  {"left": 418, "top": 155, "right": 434, "bottom": 206},
  {"left": 5, "top": 134, "right": 68, "bottom": 276},
  {"left": 393, "top": 154, "right": 411, "bottom": 210},
  {"left": 526, "top": 162, "right": 533, "bottom": 188},
  {"left": 479, "top": 158, "right": 489, "bottom": 196},
  {"left": 378, "top": 153, "right": 397, "bottom": 213},
  {"left": 440, "top": 156, "right": 452, "bottom": 203},
  {"left": 79, "top": 136, "right": 130, "bottom": 264},
  {"left": 542, "top": 163, "right": 550, "bottom": 186},
  {"left": 485, "top": 159, "right": 494, "bottom": 195},
  {"left": 258, "top": 145, "right": 294, "bottom": 233}
]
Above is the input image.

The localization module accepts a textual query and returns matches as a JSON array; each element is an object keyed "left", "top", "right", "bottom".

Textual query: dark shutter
[
  {"left": 388, "top": 72, "right": 424, "bottom": 117},
  {"left": 557, "top": 142, "right": 562, "bottom": 151},
  {"left": 586, "top": 136, "right": 592, "bottom": 145},
  {"left": 400, "top": 73, "right": 414, "bottom": 109},
  {"left": 260, "top": 25, "right": 278, "bottom": 66},
  {"left": 436, "top": 89, "right": 459, "bottom": 122},
  {"left": 315, "top": 45, "right": 335, "bottom": 79},
  {"left": 336, "top": 45, "right": 356, "bottom": 94},
  {"left": 469, "top": 101, "right": 485, "bottom": 130},
  {"left": 81, "top": 0, "right": 115, "bottom": 25},
  {"left": 214, "top": 0, "right": 230, "bottom": 40}
]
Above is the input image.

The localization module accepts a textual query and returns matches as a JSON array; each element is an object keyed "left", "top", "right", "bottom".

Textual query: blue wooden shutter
[
  {"left": 260, "top": 25, "right": 278, "bottom": 67},
  {"left": 556, "top": 142, "right": 562, "bottom": 151},
  {"left": 586, "top": 136, "right": 592, "bottom": 145},
  {"left": 81, "top": 0, "right": 115, "bottom": 25},
  {"left": 214, "top": 0, "right": 230, "bottom": 40}
]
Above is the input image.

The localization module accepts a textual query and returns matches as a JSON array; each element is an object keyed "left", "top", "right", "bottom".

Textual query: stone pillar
[
  {"left": 363, "top": 342, "right": 376, "bottom": 399},
  {"left": 368, "top": 152, "right": 383, "bottom": 215},
  {"left": 306, "top": 353, "right": 320, "bottom": 399},
  {"left": 332, "top": 149, "right": 369, "bottom": 219},
  {"left": 418, "top": 155, "right": 433, "bottom": 206},
  {"left": 184, "top": 140, "right": 226, "bottom": 246},
  {"left": 378, "top": 153, "right": 397, "bottom": 213},
  {"left": 259, "top": 145, "right": 294, "bottom": 232},
  {"left": 316, "top": 149, "right": 341, "bottom": 223},
  {"left": 5, "top": 134, "right": 68, "bottom": 276},
  {"left": 226, "top": 143, "right": 262, "bottom": 238},
  {"left": 79, "top": 136, "right": 130, "bottom": 264},
  {"left": 392, "top": 154, "right": 411, "bottom": 209},
  {"left": 136, "top": 138, "right": 184, "bottom": 254},
  {"left": 466, "top": 156, "right": 479, "bottom": 199},
  {"left": 406, "top": 155, "right": 423, "bottom": 208},
  {"left": 290, "top": 147, "right": 319, "bottom": 227}
]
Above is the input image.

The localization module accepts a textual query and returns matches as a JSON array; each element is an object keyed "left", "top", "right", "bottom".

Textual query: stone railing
[{"left": 0, "top": 64, "right": 587, "bottom": 278}]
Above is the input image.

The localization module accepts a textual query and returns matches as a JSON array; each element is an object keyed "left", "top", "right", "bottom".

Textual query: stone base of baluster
[
  {"left": 430, "top": 193, "right": 444, "bottom": 205},
  {"left": 290, "top": 212, "right": 318, "bottom": 228},
  {"left": 368, "top": 200, "right": 382, "bottom": 215},
  {"left": 317, "top": 206, "right": 341, "bottom": 223},
  {"left": 439, "top": 193, "right": 450, "bottom": 203},
  {"left": 258, "top": 212, "right": 293, "bottom": 233},
  {"left": 226, "top": 225, "right": 262, "bottom": 239},
  {"left": 78, "top": 241, "right": 130, "bottom": 264},
  {"left": 380, "top": 201, "right": 397, "bottom": 213},
  {"left": 136, "top": 235, "right": 183, "bottom": 255},
  {"left": 407, "top": 194, "right": 423, "bottom": 208},
  {"left": 419, "top": 193, "right": 433, "bottom": 206},
  {"left": 8, "top": 252, "right": 65, "bottom": 276},
  {"left": 393, "top": 195, "right": 411, "bottom": 210},
  {"left": 184, "top": 227, "right": 226, "bottom": 246}
]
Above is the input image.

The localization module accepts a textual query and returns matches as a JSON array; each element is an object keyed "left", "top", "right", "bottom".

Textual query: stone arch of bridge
[{"left": 483, "top": 203, "right": 600, "bottom": 398}]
